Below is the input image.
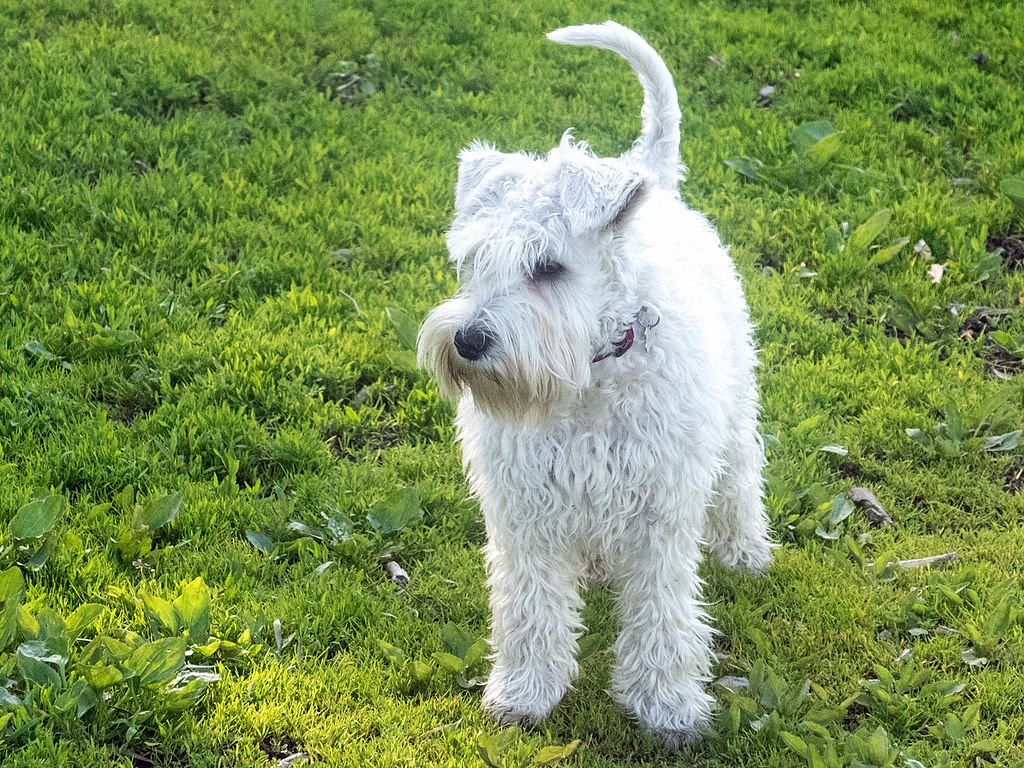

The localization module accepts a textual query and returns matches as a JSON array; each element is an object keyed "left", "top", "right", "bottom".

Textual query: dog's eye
[{"left": 531, "top": 260, "right": 565, "bottom": 280}]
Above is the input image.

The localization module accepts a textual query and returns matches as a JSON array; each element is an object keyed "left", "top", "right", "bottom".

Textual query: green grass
[{"left": 1, "top": 0, "right": 1023, "bottom": 765}]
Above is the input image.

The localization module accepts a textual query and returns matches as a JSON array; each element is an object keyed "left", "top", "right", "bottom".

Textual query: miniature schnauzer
[{"left": 418, "top": 21, "right": 774, "bottom": 747}]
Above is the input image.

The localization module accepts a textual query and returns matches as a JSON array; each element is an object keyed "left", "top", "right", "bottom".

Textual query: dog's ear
[
  {"left": 559, "top": 158, "right": 645, "bottom": 235},
  {"left": 455, "top": 142, "right": 509, "bottom": 212}
]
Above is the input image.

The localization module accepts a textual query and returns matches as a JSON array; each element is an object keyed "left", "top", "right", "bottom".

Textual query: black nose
[{"left": 454, "top": 325, "right": 492, "bottom": 360}]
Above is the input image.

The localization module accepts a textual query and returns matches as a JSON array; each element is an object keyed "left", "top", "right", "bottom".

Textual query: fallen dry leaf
[
  {"left": 384, "top": 560, "right": 410, "bottom": 589},
  {"left": 848, "top": 487, "right": 894, "bottom": 527}
]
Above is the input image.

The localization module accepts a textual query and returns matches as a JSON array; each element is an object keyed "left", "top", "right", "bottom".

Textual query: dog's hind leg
[{"left": 704, "top": 383, "right": 775, "bottom": 573}]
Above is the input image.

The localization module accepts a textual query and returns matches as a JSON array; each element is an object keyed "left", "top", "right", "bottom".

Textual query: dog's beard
[{"left": 418, "top": 298, "right": 592, "bottom": 423}]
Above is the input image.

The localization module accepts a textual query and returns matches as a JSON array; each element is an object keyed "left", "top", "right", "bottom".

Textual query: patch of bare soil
[
  {"left": 987, "top": 229, "right": 1024, "bottom": 271},
  {"left": 1005, "top": 464, "right": 1024, "bottom": 496}
]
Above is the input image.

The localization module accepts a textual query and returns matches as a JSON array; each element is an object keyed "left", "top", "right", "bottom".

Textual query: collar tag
[{"left": 635, "top": 305, "right": 660, "bottom": 352}]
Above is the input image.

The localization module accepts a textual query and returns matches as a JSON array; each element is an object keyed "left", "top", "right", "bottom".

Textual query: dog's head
[{"left": 418, "top": 136, "right": 648, "bottom": 423}]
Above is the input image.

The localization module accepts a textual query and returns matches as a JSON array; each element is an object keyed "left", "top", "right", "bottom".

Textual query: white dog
[{"left": 418, "top": 21, "right": 774, "bottom": 748}]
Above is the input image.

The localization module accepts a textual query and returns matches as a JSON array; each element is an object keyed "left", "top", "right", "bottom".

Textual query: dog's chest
[{"left": 468, "top": 407, "right": 678, "bottom": 518}]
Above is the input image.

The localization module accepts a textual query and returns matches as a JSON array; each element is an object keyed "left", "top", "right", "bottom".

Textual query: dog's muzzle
[{"left": 454, "top": 323, "right": 493, "bottom": 361}]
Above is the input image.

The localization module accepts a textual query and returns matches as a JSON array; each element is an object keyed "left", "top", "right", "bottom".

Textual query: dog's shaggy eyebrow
[{"left": 450, "top": 219, "right": 554, "bottom": 285}]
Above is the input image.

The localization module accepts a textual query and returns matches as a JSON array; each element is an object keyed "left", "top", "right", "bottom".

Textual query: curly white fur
[{"left": 418, "top": 21, "right": 775, "bottom": 748}]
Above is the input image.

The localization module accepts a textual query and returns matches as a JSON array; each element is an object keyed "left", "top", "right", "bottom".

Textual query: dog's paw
[
  {"left": 481, "top": 668, "right": 565, "bottom": 728},
  {"left": 713, "top": 536, "right": 776, "bottom": 575},
  {"left": 482, "top": 700, "right": 546, "bottom": 729},
  {"left": 733, "top": 547, "right": 774, "bottom": 575},
  {"left": 653, "top": 727, "right": 703, "bottom": 751},
  {"left": 642, "top": 703, "right": 711, "bottom": 751},
  {"left": 614, "top": 676, "right": 715, "bottom": 749}
]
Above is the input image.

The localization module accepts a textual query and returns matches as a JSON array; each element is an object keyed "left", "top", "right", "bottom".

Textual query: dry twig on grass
[{"left": 867, "top": 552, "right": 958, "bottom": 569}]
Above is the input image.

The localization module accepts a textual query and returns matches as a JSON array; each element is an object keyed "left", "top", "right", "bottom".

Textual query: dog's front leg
[
  {"left": 481, "top": 532, "right": 583, "bottom": 727},
  {"left": 610, "top": 516, "right": 715, "bottom": 748}
]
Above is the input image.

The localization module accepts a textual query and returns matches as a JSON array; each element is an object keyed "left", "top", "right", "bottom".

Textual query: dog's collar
[
  {"left": 592, "top": 327, "right": 634, "bottom": 362},
  {"left": 592, "top": 306, "right": 659, "bottom": 363}
]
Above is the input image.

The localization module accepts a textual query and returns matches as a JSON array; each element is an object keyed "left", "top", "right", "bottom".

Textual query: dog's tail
[{"left": 547, "top": 21, "right": 682, "bottom": 189}]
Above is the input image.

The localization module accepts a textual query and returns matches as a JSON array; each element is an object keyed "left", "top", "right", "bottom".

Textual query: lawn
[{"left": 1, "top": 0, "right": 1023, "bottom": 765}]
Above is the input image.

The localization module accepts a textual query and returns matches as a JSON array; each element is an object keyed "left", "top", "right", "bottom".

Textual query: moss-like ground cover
[{"left": 1, "top": 0, "right": 1023, "bottom": 765}]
